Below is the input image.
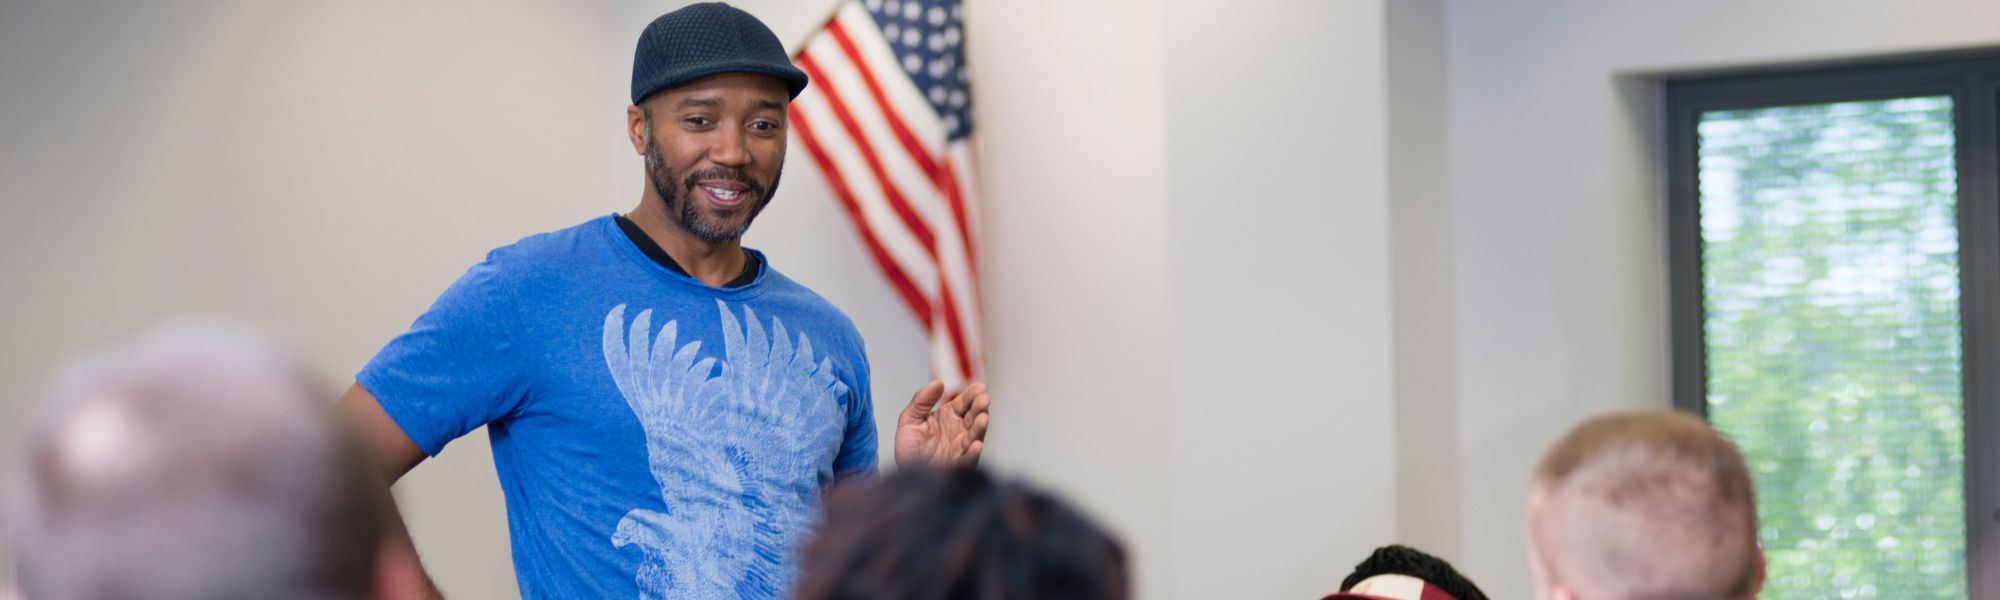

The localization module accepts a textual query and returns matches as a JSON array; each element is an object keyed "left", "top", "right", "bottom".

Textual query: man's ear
[
  {"left": 626, "top": 104, "right": 649, "bottom": 155},
  {"left": 1750, "top": 547, "right": 1768, "bottom": 598}
]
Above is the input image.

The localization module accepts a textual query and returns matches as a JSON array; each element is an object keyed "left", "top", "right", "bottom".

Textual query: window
[{"left": 1668, "top": 55, "right": 2000, "bottom": 599}]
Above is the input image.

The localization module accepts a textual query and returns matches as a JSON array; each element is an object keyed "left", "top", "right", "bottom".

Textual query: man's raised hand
[{"left": 892, "top": 381, "right": 990, "bottom": 466}]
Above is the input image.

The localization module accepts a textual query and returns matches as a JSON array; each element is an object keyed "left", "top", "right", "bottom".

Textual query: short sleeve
[
  {"left": 357, "top": 258, "right": 527, "bottom": 457},
  {"left": 830, "top": 353, "right": 878, "bottom": 476}
]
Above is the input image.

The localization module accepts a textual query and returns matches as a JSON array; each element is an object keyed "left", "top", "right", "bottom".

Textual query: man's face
[{"left": 639, "top": 73, "right": 790, "bottom": 243}]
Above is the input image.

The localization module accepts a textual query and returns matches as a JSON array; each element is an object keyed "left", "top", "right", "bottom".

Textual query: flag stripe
[
  {"left": 794, "top": 53, "right": 938, "bottom": 251},
  {"left": 790, "top": 89, "right": 939, "bottom": 296},
  {"left": 800, "top": 21, "right": 980, "bottom": 382},
  {"left": 797, "top": 36, "right": 950, "bottom": 243},
  {"left": 827, "top": 18, "right": 982, "bottom": 340},
  {"left": 827, "top": 8, "right": 979, "bottom": 293},
  {"left": 793, "top": 0, "right": 984, "bottom": 384},
  {"left": 947, "top": 142, "right": 986, "bottom": 320},
  {"left": 826, "top": 18, "right": 942, "bottom": 178},
  {"left": 940, "top": 151, "right": 979, "bottom": 282},
  {"left": 831, "top": 4, "right": 948, "bottom": 154},
  {"left": 938, "top": 278, "right": 975, "bottom": 380},
  {"left": 789, "top": 105, "right": 934, "bottom": 324}
]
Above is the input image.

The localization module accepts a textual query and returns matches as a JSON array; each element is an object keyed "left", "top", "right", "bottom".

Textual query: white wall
[
  {"left": 956, "top": 0, "right": 1180, "bottom": 597},
  {"left": 1446, "top": 0, "right": 2000, "bottom": 596},
  {"left": 1162, "top": 0, "right": 1397, "bottom": 597},
  {"left": 1387, "top": 0, "right": 1460, "bottom": 560},
  {"left": 0, "top": 2, "right": 635, "bottom": 597}
]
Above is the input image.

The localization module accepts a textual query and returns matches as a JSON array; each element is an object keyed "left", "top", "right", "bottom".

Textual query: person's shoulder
[
  {"left": 438, "top": 216, "right": 620, "bottom": 304},
  {"left": 480, "top": 215, "right": 618, "bottom": 271}
]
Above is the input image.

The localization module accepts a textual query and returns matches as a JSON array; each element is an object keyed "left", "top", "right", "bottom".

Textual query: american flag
[{"left": 790, "top": 0, "right": 983, "bottom": 388}]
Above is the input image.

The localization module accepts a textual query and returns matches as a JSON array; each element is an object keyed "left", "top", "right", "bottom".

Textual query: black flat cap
[{"left": 630, "top": 2, "right": 810, "bottom": 104}]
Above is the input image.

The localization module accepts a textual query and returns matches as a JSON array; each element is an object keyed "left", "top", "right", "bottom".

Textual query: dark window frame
[{"left": 1666, "top": 52, "right": 2000, "bottom": 599}]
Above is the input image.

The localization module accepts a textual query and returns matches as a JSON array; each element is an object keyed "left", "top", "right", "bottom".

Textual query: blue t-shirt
[{"left": 358, "top": 215, "right": 878, "bottom": 599}]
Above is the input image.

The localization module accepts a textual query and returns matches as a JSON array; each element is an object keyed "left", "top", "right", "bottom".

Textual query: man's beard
[{"left": 644, "top": 134, "right": 780, "bottom": 243}]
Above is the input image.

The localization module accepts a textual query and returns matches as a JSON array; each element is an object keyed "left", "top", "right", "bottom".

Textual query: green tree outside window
[{"left": 1699, "top": 96, "right": 1966, "bottom": 599}]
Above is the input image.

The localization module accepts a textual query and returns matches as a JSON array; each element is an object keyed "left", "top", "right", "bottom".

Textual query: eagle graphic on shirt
[{"left": 600, "top": 301, "right": 848, "bottom": 600}]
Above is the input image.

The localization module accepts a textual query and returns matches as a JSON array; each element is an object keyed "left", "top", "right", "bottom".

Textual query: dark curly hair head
[
  {"left": 792, "top": 466, "right": 1128, "bottom": 600},
  {"left": 1340, "top": 545, "right": 1488, "bottom": 600}
]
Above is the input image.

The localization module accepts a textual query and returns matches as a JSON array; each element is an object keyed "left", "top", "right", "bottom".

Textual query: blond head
[{"left": 1528, "top": 410, "right": 1763, "bottom": 600}]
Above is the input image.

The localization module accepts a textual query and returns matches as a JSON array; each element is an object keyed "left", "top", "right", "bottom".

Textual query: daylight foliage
[{"left": 1699, "top": 96, "right": 1966, "bottom": 599}]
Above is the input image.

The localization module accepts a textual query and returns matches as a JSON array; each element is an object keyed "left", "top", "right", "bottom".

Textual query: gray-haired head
[{"left": 7, "top": 321, "right": 387, "bottom": 600}]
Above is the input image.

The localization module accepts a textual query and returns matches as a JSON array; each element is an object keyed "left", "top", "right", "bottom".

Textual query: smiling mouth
[{"left": 698, "top": 184, "right": 750, "bottom": 208}]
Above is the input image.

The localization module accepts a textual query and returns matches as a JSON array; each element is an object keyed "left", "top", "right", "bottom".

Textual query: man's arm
[
  {"left": 340, "top": 383, "right": 427, "bottom": 480},
  {"left": 338, "top": 383, "right": 444, "bottom": 600}
]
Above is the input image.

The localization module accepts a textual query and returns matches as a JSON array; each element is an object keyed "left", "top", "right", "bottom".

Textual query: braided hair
[{"left": 1339, "top": 545, "right": 1489, "bottom": 600}]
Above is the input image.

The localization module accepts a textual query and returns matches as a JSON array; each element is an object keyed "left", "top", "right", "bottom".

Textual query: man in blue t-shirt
[{"left": 337, "top": 4, "right": 992, "bottom": 599}]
